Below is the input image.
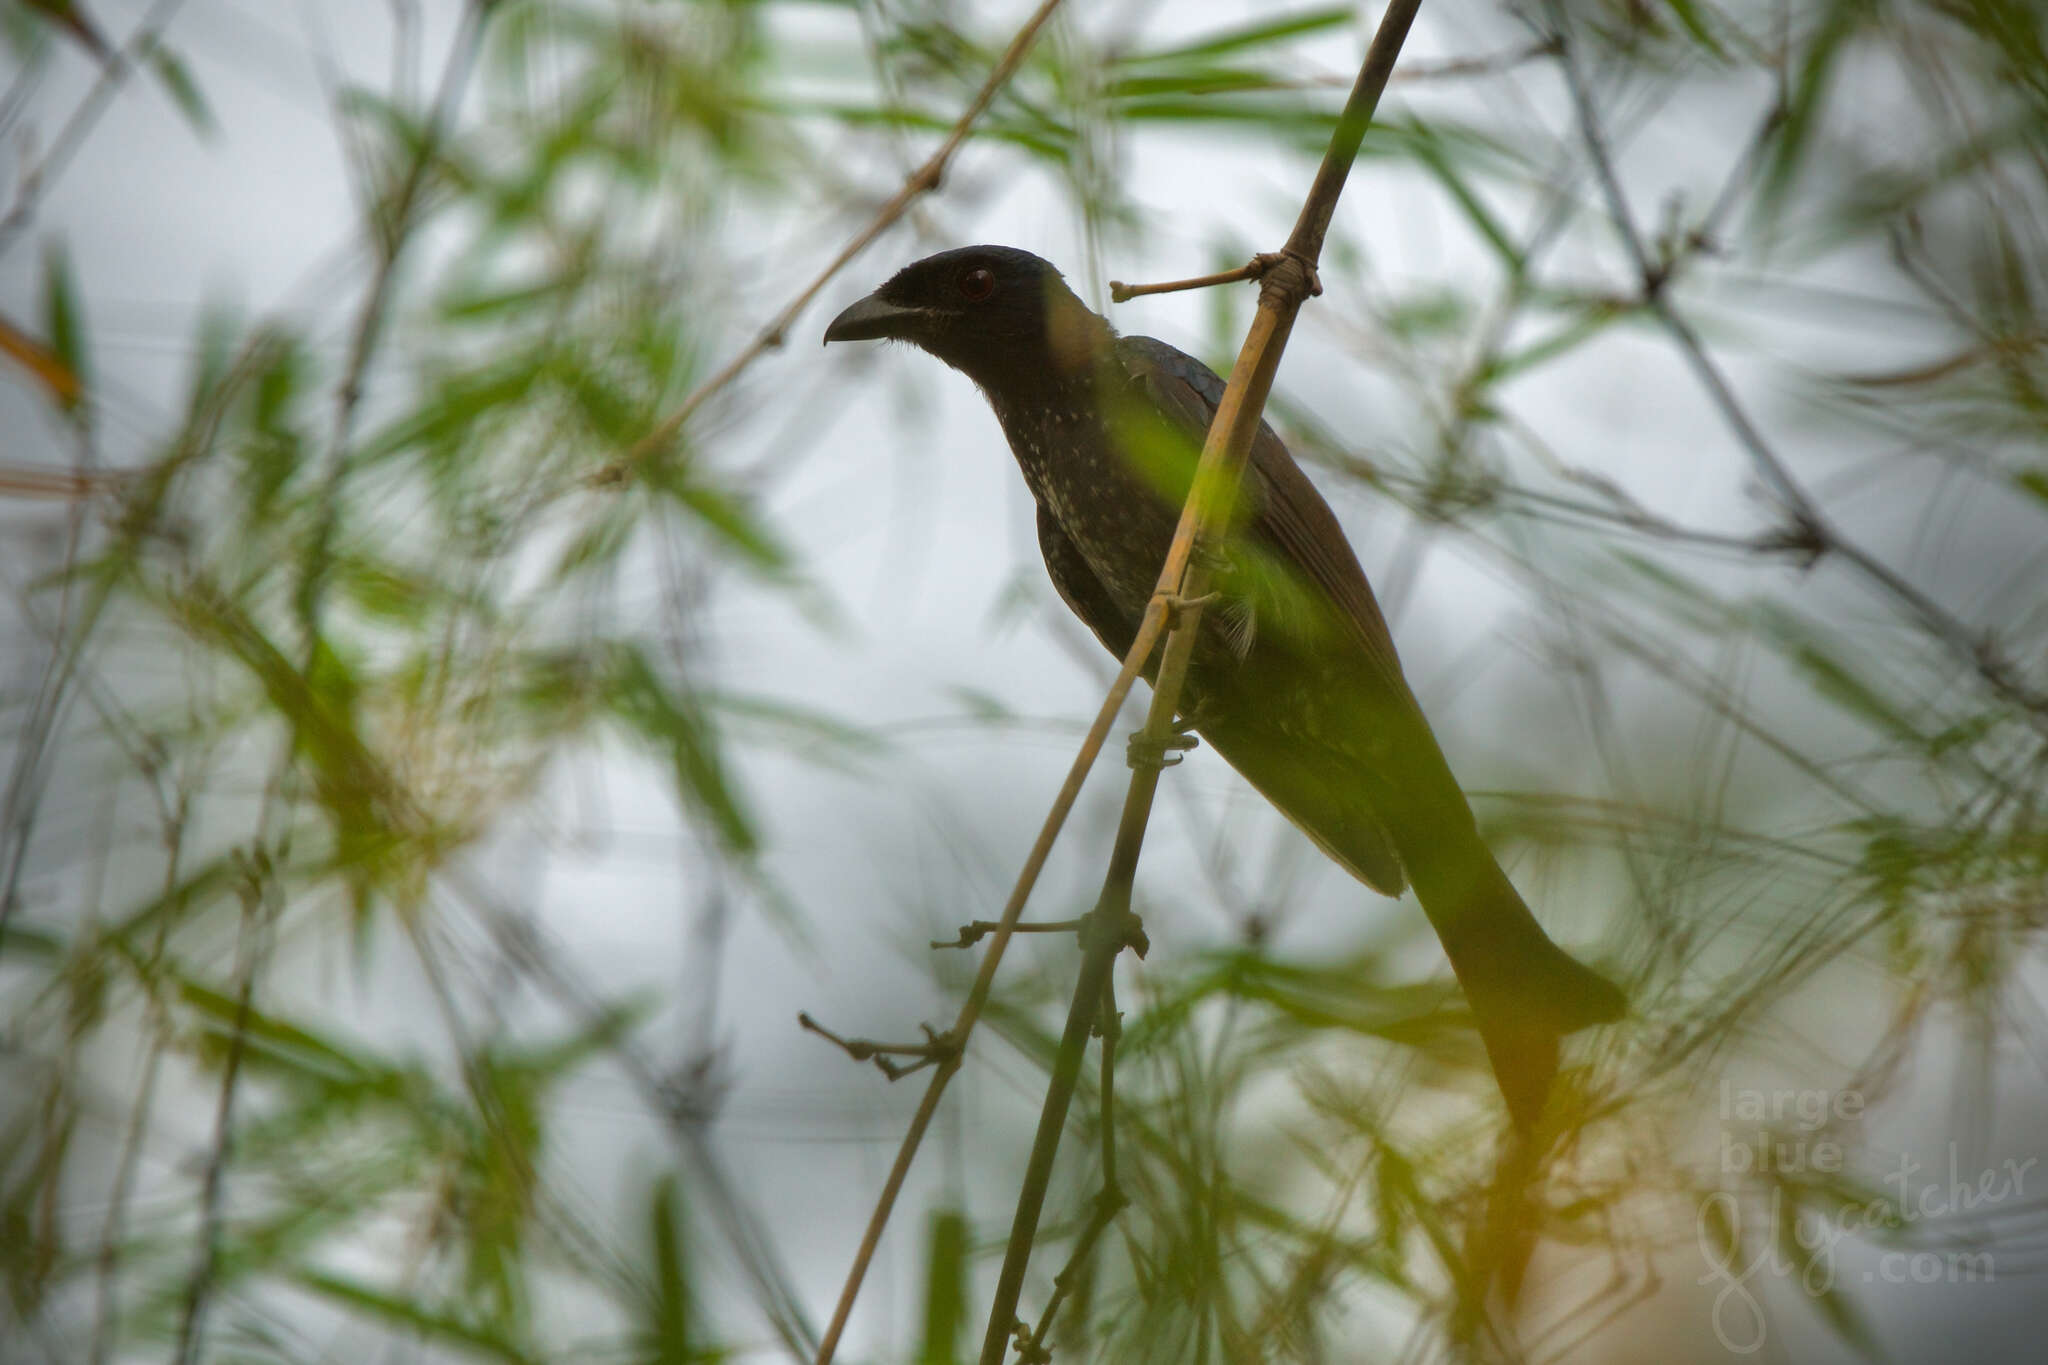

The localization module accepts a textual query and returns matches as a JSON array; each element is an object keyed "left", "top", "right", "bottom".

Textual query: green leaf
[
  {"left": 440, "top": 276, "right": 571, "bottom": 322},
  {"left": 1771, "top": 1176, "right": 1883, "bottom": 1359},
  {"left": 292, "top": 1268, "right": 540, "bottom": 1365},
  {"left": 41, "top": 241, "right": 86, "bottom": 413},
  {"left": 916, "top": 1208, "right": 968, "bottom": 1365},
  {"left": 176, "top": 977, "right": 392, "bottom": 1092},
  {"left": 943, "top": 685, "right": 1012, "bottom": 723},
  {"left": 0, "top": 310, "right": 80, "bottom": 407},
  {"left": 643, "top": 1174, "right": 703, "bottom": 1364},
  {"left": 149, "top": 46, "right": 215, "bottom": 135},
  {"left": 239, "top": 338, "right": 307, "bottom": 515},
  {"left": 337, "top": 554, "right": 434, "bottom": 625},
  {"left": 671, "top": 483, "right": 790, "bottom": 573},
  {"left": 2016, "top": 466, "right": 2048, "bottom": 505},
  {"left": 1381, "top": 287, "right": 1474, "bottom": 341},
  {"left": 1608, "top": 551, "right": 1736, "bottom": 635},
  {"left": 1752, "top": 604, "right": 1923, "bottom": 744},
  {"left": 1488, "top": 298, "right": 1631, "bottom": 379},
  {"left": 709, "top": 690, "right": 883, "bottom": 770},
  {"left": 610, "top": 645, "right": 756, "bottom": 854},
  {"left": 1123, "top": 7, "right": 1353, "bottom": 65},
  {"left": 1659, "top": 0, "right": 1733, "bottom": 61},
  {"left": 1107, "top": 67, "right": 1289, "bottom": 100},
  {"left": 555, "top": 506, "right": 635, "bottom": 578},
  {"left": 1759, "top": 0, "right": 1877, "bottom": 219},
  {"left": 1392, "top": 120, "right": 1523, "bottom": 276},
  {"left": 360, "top": 355, "right": 539, "bottom": 464}
]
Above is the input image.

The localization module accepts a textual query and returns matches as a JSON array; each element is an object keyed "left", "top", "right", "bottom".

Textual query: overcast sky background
[{"left": 4, "top": 1, "right": 2045, "bottom": 1361}]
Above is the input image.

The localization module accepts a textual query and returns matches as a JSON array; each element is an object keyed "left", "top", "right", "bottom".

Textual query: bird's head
[{"left": 823, "top": 245, "right": 1111, "bottom": 389}]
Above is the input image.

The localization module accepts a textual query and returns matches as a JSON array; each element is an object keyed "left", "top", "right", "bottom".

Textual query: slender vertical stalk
[{"left": 976, "top": 4, "right": 1426, "bottom": 1360}]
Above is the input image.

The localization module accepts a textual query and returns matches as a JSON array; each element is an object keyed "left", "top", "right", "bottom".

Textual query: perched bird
[{"left": 825, "top": 245, "right": 1624, "bottom": 1130}]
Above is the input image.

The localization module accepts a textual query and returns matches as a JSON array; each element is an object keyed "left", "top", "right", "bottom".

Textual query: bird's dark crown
[{"left": 824, "top": 245, "right": 1113, "bottom": 390}]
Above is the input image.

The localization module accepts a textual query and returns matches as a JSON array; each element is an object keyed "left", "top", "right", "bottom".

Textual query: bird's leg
[
  {"left": 1126, "top": 632, "right": 1216, "bottom": 772},
  {"left": 1126, "top": 676, "right": 1217, "bottom": 772}
]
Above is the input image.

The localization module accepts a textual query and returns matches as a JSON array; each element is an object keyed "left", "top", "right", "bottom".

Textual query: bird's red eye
[{"left": 958, "top": 267, "right": 996, "bottom": 301}]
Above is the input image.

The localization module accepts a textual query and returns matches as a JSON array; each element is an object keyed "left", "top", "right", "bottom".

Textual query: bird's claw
[{"left": 1127, "top": 724, "right": 1199, "bottom": 771}]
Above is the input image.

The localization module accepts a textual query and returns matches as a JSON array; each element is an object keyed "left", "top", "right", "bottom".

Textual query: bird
[{"left": 825, "top": 245, "right": 1624, "bottom": 1131}]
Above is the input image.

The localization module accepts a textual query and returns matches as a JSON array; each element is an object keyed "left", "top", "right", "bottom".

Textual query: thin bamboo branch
[
  {"left": 810, "top": 589, "right": 1172, "bottom": 1365},
  {"left": 977, "top": 3, "right": 1427, "bottom": 1360},
  {"left": 0, "top": 0, "right": 188, "bottom": 258},
  {"left": 1541, "top": 3, "right": 2048, "bottom": 729},
  {"left": 799, "top": 1012, "right": 952, "bottom": 1080},
  {"left": 296, "top": 0, "right": 491, "bottom": 638},
  {"left": 930, "top": 917, "right": 1085, "bottom": 948},
  {"left": 167, "top": 14, "right": 495, "bottom": 1357},
  {"left": 171, "top": 852, "right": 275, "bottom": 1365},
  {"left": 1015, "top": 976, "right": 1125, "bottom": 1362},
  {"left": 87, "top": 788, "right": 189, "bottom": 1365},
  {"left": 456, "top": 880, "right": 821, "bottom": 1358},
  {"left": 1108, "top": 252, "right": 1304, "bottom": 303},
  {"left": 603, "top": 0, "right": 1067, "bottom": 482}
]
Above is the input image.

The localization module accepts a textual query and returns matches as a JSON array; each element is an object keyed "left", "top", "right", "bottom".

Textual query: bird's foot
[
  {"left": 1127, "top": 723, "right": 1199, "bottom": 771},
  {"left": 1155, "top": 588, "right": 1221, "bottom": 627}
]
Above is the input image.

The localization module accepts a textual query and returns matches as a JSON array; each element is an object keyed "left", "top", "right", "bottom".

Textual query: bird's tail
[{"left": 1404, "top": 830, "right": 1626, "bottom": 1132}]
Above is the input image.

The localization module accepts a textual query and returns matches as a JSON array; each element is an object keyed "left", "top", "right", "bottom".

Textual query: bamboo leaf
[
  {"left": 1122, "top": 7, "right": 1353, "bottom": 65},
  {"left": 292, "top": 1268, "right": 540, "bottom": 1365},
  {"left": 1659, "top": 0, "right": 1733, "bottom": 60},
  {"left": 148, "top": 45, "right": 215, "bottom": 135},
  {"left": 917, "top": 1208, "right": 969, "bottom": 1365},
  {"left": 1752, "top": 604, "right": 1923, "bottom": 744},
  {"left": 41, "top": 242, "right": 87, "bottom": 413},
  {"left": 0, "top": 309, "right": 81, "bottom": 407},
  {"left": 609, "top": 645, "right": 756, "bottom": 854}
]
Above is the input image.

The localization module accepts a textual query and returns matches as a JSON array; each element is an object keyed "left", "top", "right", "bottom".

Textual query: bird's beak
[{"left": 823, "top": 292, "right": 924, "bottom": 345}]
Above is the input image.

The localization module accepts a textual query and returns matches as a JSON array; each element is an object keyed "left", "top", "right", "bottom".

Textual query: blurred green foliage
[{"left": 2, "top": 1, "right": 2046, "bottom": 1362}]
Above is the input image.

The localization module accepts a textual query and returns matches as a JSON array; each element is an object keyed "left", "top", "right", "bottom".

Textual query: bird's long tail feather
[{"left": 1403, "top": 829, "right": 1625, "bottom": 1131}]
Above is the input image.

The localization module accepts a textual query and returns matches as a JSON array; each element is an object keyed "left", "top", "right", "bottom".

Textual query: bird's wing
[{"left": 1115, "top": 336, "right": 1413, "bottom": 705}]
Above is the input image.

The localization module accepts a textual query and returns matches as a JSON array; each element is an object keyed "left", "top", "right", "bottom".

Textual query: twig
[
  {"left": 977, "top": 3, "right": 1426, "bottom": 1360},
  {"left": 88, "top": 787, "right": 190, "bottom": 1365},
  {"left": 810, "top": 564, "right": 1174, "bottom": 1365},
  {"left": 1014, "top": 977, "right": 1125, "bottom": 1362},
  {"left": 931, "top": 918, "right": 1083, "bottom": 949},
  {"left": 1153, "top": 38, "right": 1556, "bottom": 99},
  {"left": 1109, "top": 251, "right": 1313, "bottom": 303},
  {"left": 458, "top": 880, "right": 820, "bottom": 1358},
  {"left": 798, "top": 1013, "right": 955, "bottom": 1080},
  {"left": 0, "top": 0, "right": 188, "bottom": 258},
  {"left": 167, "top": 15, "right": 494, "bottom": 1356},
  {"left": 979, "top": 908, "right": 1132, "bottom": 1365},
  {"left": 171, "top": 849, "right": 276, "bottom": 1365},
  {"left": 296, "top": 0, "right": 491, "bottom": 637},
  {"left": 0, "top": 461, "right": 122, "bottom": 500},
  {"left": 1542, "top": 4, "right": 2048, "bottom": 729},
  {"left": 1391, "top": 36, "right": 1559, "bottom": 81},
  {"left": 599, "top": 0, "right": 1067, "bottom": 483},
  {"left": 1096, "top": 976, "right": 1119, "bottom": 1185}
]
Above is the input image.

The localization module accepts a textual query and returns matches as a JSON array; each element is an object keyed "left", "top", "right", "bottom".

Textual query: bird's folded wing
[{"left": 1115, "top": 336, "right": 1415, "bottom": 709}]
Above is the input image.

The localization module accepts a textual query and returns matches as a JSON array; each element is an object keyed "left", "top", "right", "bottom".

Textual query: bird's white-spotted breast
[{"left": 989, "top": 387, "right": 1184, "bottom": 623}]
